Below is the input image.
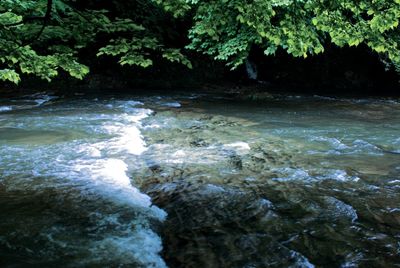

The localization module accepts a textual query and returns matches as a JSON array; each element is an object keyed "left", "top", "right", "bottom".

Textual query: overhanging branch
[{"left": 22, "top": 0, "right": 53, "bottom": 45}]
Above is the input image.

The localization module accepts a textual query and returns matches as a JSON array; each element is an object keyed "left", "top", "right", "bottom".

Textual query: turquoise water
[{"left": 0, "top": 92, "right": 399, "bottom": 267}]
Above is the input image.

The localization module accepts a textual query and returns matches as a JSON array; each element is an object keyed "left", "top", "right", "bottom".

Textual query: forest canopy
[{"left": 1, "top": 0, "right": 399, "bottom": 84}]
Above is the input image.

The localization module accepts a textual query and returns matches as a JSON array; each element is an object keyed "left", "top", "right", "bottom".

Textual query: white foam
[
  {"left": 311, "top": 136, "right": 349, "bottom": 150},
  {"left": 202, "top": 184, "right": 226, "bottom": 194},
  {"left": 334, "top": 170, "right": 350, "bottom": 181},
  {"left": 74, "top": 159, "right": 130, "bottom": 189},
  {"left": 313, "top": 95, "right": 337, "bottom": 101},
  {"left": 289, "top": 250, "right": 315, "bottom": 268},
  {"left": 224, "top": 142, "right": 251, "bottom": 151},
  {"left": 310, "top": 136, "right": 383, "bottom": 155},
  {"left": 273, "top": 168, "right": 311, "bottom": 182},
  {"left": 89, "top": 229, "right": 167, "bottom": 267},
  {"left": 0, "top": 100, "right": 169, "bottom": 267},
  {"left": 101, "top": 159, "right": 131, "bottom": 187},
  {"left": 162, "top": 102, "right": 181, "bottom": 108},
  {"left": 105, "top": 124, "right": 147, "bottom": 155},
  {"left": 0, "top": 106, "right": 12, "bottom": 112},
  {"left": 68, "top": 103, "right": 167, "bottom": 266},
  {"left": 388, "top": 208, "right": 400, "bottom": 213},
  {"left": 352, "top": 139, "right": 380, "bottom": 152},
  {"left": 273, "top": 168, "right": 359, "bottom": 183},
  {"left": 99, "top": 110, "right": 152, "bottom": 156},
  {"left": 122, "top": 100, "right": 144, "bottom": 107},
  {"left": 317, "top": 170, "right": 360, "bottom": 182},
  {"left": 325, "top": 197, "right": 358, "bottom": 223},
  {"left": 143, "top": 123, "right": 162, "bottom": 129},
  {"left": 172, "top": 150, "right": 186, "bottom": 157}
]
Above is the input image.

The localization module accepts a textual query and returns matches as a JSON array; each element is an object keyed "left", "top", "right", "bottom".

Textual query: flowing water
[{"left": 0, "top": 91, "right": 399, "bottom": 267}]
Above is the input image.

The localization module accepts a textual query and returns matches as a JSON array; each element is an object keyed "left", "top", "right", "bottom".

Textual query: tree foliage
[
  {"left": 1, "top": 0, "right": 399, "bottom": 84},
  {"left": 156, "top": 0, "right": 400, "bottom": 71},
  {"left": 0, "top": 0, "right": 190, "bottom": 84}
]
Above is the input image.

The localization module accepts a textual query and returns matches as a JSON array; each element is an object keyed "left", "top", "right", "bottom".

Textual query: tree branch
[
  {"left": 22, "top": 0, "right": 53, "bottom": 46},
  {"left": 2, "top": 0, "right": 54, "bottom": 56}
]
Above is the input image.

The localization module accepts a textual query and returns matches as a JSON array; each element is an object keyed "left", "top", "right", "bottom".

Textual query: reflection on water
[{"left": 0, "top": 92, "right": 399, "bottom": 267}]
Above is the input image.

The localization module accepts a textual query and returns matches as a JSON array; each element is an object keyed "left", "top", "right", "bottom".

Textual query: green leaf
[{"left": 0, "top": 69, "right": 21, "bottom": 84}]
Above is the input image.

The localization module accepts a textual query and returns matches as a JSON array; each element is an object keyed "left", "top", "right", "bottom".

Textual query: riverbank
[{"left": 2, "top": 45, "right": 400, "bottom": 99}]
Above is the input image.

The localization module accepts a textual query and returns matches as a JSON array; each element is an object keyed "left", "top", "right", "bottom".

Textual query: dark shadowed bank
[{"left": 1, "top": 46, "right": 399, "bottom": 98}]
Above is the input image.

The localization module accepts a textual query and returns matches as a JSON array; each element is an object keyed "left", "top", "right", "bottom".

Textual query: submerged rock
[{"left": 143, "top": 181, "right": 316, "bottom": 267}]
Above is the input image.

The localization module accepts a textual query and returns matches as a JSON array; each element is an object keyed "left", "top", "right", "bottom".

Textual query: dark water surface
[{"left": 0, "top": 92, "right": 399, "bottom": 267}]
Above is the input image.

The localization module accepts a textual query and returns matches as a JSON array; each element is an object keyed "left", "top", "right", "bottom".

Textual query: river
[{"left": 0, "top": 91, "right": 399, "bottom": 267}]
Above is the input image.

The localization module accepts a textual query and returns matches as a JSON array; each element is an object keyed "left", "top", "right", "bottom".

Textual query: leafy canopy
[
  {"left": 0, "top": 0, "right": 190, "bottom": 84},
  {"left": 1, "top": 0, "right": 399, "bottom": 84},
  {"left": 156, "top": 0, "right": 400, "bottom": 71}
]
